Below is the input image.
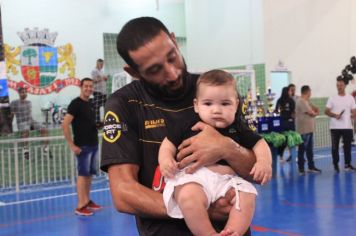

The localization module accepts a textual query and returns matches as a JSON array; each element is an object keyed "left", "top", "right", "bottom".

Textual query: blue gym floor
[{"left": 0, "top": 147, "right": 355, "bottom": 236}]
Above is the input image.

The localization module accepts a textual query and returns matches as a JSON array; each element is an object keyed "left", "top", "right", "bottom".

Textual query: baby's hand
[
  {"left": 159, "top": 159, "right": 179, "bottom": 178},
  {"left": 250, "top": 161, "right": 272, "bottom": 185}
]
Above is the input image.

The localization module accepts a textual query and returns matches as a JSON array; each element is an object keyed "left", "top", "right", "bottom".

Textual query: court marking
[
  {"left": 0, "top": 187, "right": 109, "bottom": 207},
  {"left": 281, "top": 200, "right": 356, "bottom": 209},
  {"left": 314, "top": 150, "right": 356, "bottom": 159}
]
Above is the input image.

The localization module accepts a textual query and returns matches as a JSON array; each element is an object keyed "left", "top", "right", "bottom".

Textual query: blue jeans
[
  {"left": 297, "top": 133, "right": 315, "bottom": 170},
  {"left": 76, "top": 145, "right": 99, "bottom": 176}
]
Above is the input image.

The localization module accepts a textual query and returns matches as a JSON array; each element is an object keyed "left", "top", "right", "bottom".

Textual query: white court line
[
  {"left": 314, "top": 150, "right": 356, "bottom": 159},
  {"left": 0, "top": 187, "right": 109, "bottom": 207}
]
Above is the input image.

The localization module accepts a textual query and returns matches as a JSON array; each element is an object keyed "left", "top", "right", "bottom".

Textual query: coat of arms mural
[{"left": 4, "top": 28, "right": 80, "bottom": 94}]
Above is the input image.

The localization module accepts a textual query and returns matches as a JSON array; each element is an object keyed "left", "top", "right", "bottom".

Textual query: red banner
[{"left": 7, "top": 77, "right": 80, "bottom": 95}]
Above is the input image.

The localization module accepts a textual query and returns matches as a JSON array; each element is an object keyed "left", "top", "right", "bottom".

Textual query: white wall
[
  {"left": 184, "top": 0, "right": 264, "bottom": 71},
  {"left": 1, "top": 0, "right": 185, "bottom": 121},
  {"left": 264, "top": 0, "right": 356, "bottom": 97}
]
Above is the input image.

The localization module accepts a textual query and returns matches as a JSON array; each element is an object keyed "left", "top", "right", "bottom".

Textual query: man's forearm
[
  {"left": 109, "top": 165, "right": 169, "bottom": 219},
  {"left": 222, "top": 137, "right": 256, "bottom": 179}
]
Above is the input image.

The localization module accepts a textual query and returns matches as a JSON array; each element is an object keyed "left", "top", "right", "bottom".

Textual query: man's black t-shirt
[
  {"left": 167, "top": 115, "right": 262, "bottom": 166},
  {"left": 67, "top": 97, "right": 98, "bottom": 146},
  {"left": 100, "top": 72, "right": 252, "bottom": 236}
]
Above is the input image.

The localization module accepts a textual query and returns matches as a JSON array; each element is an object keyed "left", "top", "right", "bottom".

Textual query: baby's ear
[{"left": 193, "top": 98, "right": 199, "bottom": 113}]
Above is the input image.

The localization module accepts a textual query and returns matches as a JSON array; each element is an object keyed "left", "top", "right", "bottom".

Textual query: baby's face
[{"left": 194, "top": 84, "right": 238, "bottom": 128}]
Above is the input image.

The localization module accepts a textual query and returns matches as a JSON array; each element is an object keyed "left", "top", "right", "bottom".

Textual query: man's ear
[{"left": 124, "top": 65, "right": 140, "bottom": 79}]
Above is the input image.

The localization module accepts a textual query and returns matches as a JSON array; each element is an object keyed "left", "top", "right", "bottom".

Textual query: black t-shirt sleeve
[
  {"left": 67, "top": 99, "right": 78, "bottom": 117},
  {"left": 100, "top": 93, "right": 141, "bottom": 172},
  {"left": 236, "top": 122, "right": 262, "bottom": 149}
]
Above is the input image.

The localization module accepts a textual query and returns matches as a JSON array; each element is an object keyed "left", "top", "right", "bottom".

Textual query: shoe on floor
[
  {"left": 75, "top": 206, "right": 93, "bottom": 216},
  {"left": 86, "top": 200, "right": 102, "bottom": 210},
  {"left": 308, "top": 167, "right": 322, "bottom": 173},
  {"left": 299, "top": 168, "right": 305, "bottom": 175},
  {"left": 334, "top": 164, "right": 340, "bottom": 173},
  {"left": 345, "top": 164, "right": 356, "bottom": 171}
]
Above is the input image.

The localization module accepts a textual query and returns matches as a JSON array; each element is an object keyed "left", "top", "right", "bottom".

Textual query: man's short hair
[
  {"left": 301, "top": 85, "right": 310, "bottom": 94},
  {"left": 196, "top": 69, "right": 237, "bottom": 96},
  {"left": 18, "top": 87, "right": 27, "bottom": 93},
  {"left": 116, "top": 17, "right": 170, "bottom": 71},
  {"left": 80, "top": 77, "right": 93, "bottom": 86},
  {"left": 97, "top": 58, "right": 104, "bottom": 63},
  {"left": 288, "top": 83, "right": 296, "bottom": 89}
]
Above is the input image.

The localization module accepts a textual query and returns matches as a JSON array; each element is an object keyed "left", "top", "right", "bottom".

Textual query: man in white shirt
[
  {"left": 91, "top": 58, "right": 108, "bottom": 125},
  {"left": 325, "top": 78, "right": 356, "bottom": 172}
]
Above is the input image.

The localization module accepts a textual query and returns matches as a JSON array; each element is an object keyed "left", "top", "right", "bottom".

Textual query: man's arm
[
  {"left": 92, "top": 70, "right": 107, "bottom": 83},
  {"left": 176, "top": 122, "right": 257, "bottom": 181},
  {"left": 61, "top": 114, "right": 81, "bottom": 155},
  {"left": 108, "top": 163, "right": 235, "bottom": 220},
  {"left": 325, "top": 107, "right": 341, "bottom": 120},
  {"left": 108, "top": 163, "right": 168, "bottom": 218},
  {"left": 352, "top": 108, "right": 356, "bottom": 133}
]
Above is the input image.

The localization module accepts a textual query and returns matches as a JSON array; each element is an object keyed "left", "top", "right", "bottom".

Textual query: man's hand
[
  {"left": 70, "top": 144, "right": 81, "bottom": 155},
  {"left": 208, "top": 188, "right": 235, "bottom": 221},
  {"left": 176, "top": 121, "right": 227, "bottom": 174},
  {"left": 159, "top": 158, "right": 178, "bottom": 178},
  {"left": 250, "top": 161, "right": 272, "bottom": 185}
]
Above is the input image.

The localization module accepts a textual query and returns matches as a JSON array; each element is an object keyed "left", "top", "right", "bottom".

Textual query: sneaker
[
  {"left": 308, "top": 167, "right": 322, "bottom": 173},
  {"left": 345, "top": 164, "right": 356, "bottom": 171},
  {"left": 75, "top": 206, "right": 93, "bottom": 216},
  {"left": 299, "top": 168, "right": 305, "bottom": 175},
  {"left": 86, "top": 200, "right": 102, "bottom": 211},
  {"left": 23, "top": 149, "right": 30, "bottom": 160},
  {"left": 334, "top": 164, "right": 340, "bottom": 173}
]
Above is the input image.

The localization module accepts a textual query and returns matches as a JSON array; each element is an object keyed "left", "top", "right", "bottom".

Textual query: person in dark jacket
[{"left": 275, "top": 86, "right": 296, "bottom": 162}]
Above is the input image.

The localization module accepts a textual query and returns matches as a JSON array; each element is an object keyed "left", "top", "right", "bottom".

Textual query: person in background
[
  {"left": 295, "top": 85, "right": 321, "bottom": 174},
  {"left": 62, "top": 78, "right": 102, "bottom": 216},
  {"left": 91, "top": 58, "right": 108, "bottom": 126},
  {"left": 288, "top": 83, "right": 298, "bottom": 102},
  {"left": 159, "top": 70, "right": 271, "bottom": 236},
  {"left": 100, "top": 17, "right": 267, "bottom": 236},
  {"left": 275, "top": 87, "right": 296, "bottom": 163},
  {"left": 10, "top": 87, "right": 50, "bottom": 159},
  {"left": 325, "top": 77, "right": 356, "bottom": 172}
]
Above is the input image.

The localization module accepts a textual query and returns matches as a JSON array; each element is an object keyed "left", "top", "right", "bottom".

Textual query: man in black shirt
[
  {"left": 62, "top": 78, "right": 102, "bottom": 216},
  {"left": 101, "top": 17, "right": 266, "bottom": 236}
]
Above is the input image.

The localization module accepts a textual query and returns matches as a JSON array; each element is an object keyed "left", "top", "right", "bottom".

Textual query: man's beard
[{"left": 142, "top": 66, "right": 188, "bottom": 99}]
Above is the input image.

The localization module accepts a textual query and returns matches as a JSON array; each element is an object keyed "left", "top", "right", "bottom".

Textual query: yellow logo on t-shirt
[
  {"left": 103, "top": 111, "right": 122, "bottom": 143},
  {"left": 144, "top": 119, "right": 166, "bottom": 129}
]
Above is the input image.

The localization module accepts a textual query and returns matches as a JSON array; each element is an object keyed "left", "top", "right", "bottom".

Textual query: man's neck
[
  {"left": 338, "top": 91, "right": 345, "bottom": 96},
  {"left": 80, "top": 95, "right": 89, "bottom": 101}
]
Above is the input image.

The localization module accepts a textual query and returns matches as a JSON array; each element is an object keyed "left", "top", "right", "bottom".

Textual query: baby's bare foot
[{"left": 220, "top": 228, "right": 240, "bottom": 236}]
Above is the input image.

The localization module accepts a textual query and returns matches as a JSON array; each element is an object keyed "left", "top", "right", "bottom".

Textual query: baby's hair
[{"left": 196, "top": 69, "right": 237, "bottom": 96}]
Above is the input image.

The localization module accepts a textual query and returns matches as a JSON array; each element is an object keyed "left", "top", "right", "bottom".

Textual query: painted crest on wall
[{"left": 5, "top": 28, "right": 80, "bottom": 95}]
